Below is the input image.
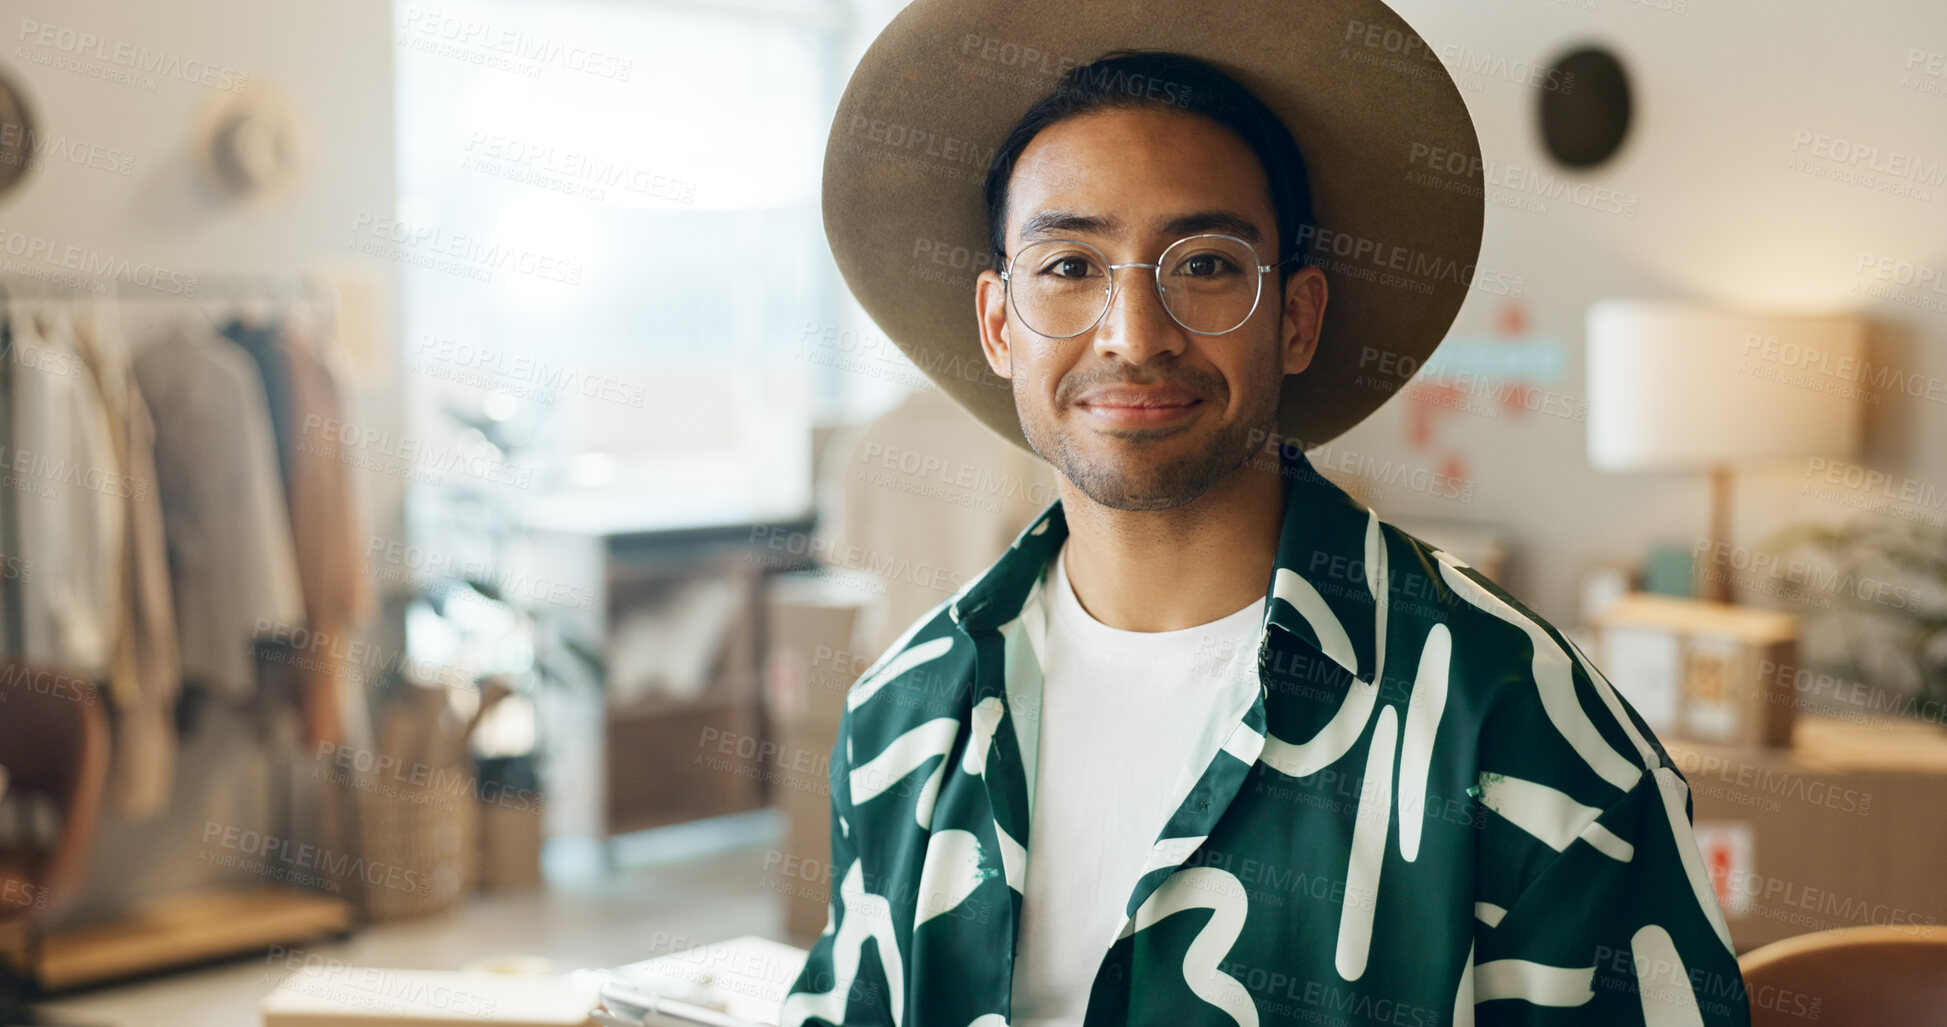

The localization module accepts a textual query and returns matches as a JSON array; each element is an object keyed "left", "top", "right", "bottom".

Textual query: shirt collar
[{"left": 951, "top": 442, "right": 1380, "bottom": 684}]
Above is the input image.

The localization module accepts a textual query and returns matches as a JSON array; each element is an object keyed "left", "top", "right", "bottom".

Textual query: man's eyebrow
[
  {"left": 1017, "top": 210, "right": 1121, "bottom": 242},
  {"left": 1160, "top": 210, "right": 1264, "bottom": 244},
  {"left": 1015, "top": 208, "right": 1265, "bottom": 245}
]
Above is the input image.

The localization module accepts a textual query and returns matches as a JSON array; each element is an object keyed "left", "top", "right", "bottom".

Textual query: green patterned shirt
[{"left": 780, "top": 444, "right": 1752, "bottom": 1027}]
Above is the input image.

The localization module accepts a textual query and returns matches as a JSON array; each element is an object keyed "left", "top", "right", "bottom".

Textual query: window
[{"left": 394, "top": 0, "right": 870, "bottom": 545}]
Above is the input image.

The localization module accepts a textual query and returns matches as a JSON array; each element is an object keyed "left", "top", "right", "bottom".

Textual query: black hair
[{"left": 982, "top": 49, "right": 1317, "bottom": 279}]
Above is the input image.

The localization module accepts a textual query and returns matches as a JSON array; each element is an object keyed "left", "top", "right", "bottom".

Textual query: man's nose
[{"left": 1092, "top": 267, "right": 1187, "bottom": 364}]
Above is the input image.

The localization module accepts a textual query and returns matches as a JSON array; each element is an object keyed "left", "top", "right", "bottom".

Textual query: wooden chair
[
  {"left": 1739, "top": 924, "right": 1947, "bottom": 1025},
  {"left": 0, "top": 659, "right": 109, "bottom": 991}
]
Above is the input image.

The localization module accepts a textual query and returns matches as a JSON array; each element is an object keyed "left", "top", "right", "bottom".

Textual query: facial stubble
[{"left": 1012, "top": 338, "right": 1283, "bottom": 512}]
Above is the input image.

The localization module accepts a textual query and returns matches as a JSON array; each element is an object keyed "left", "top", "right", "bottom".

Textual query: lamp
[{"left": 1586, "top": 300, "right": 1867, "bottom": 603}]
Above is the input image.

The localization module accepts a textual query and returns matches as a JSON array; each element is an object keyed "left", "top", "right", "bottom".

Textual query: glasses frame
[{"left": 998, "top": 232, "right": 1300, "bottom": 339}]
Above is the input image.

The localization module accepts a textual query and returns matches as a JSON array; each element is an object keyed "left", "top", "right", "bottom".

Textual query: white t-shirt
[{"left": 1008, "top": 541, "right": 1266, "bottom": 1026}]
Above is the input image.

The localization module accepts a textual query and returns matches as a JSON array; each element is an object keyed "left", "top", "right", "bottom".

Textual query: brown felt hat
[{"left": 822, "top": 0, "right": 1487, "bottom": 459}]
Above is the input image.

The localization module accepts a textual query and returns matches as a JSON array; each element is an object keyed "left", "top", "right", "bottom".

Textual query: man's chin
[
  {"left": 1078, "top": 486, "right": 1203, "bottom": 512},
  {"left": 1050, "top": 440, "right": 1235, "bottom": 512}
]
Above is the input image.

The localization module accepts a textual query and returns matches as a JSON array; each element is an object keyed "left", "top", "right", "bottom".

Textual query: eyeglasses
[{"left": 998, "top": 233, "right": 1296, "bottom": 339}]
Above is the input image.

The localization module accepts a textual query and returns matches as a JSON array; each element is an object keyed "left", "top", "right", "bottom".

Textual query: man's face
[{"left": 976, "top": 105, "right": 1327, "bottom": 512}]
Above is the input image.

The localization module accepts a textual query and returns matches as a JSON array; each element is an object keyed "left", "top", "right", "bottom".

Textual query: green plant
[{"left": 1754, "top": 513, "right": 1947, "bottom": 715}]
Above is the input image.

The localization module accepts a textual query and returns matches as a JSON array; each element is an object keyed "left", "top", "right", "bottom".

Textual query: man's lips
[
  {"left": 1074, "top": 385, "right": 1204, "bottom": 427},
  {"left": 1074, "top": 385, "right": 1202, "bottom": 409}
]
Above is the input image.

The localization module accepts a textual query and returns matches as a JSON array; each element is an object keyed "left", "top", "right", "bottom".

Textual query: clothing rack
[
  {"left": 0, "top": 273, "right": 357, "bottom": 994},
  {"left": 0, "top": 273, "right": 342, "bottom": 647}
]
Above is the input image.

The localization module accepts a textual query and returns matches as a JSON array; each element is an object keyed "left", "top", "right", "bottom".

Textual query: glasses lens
[
  {"left": 1009, "top": 240, "right": 1110, "bottom": 338},
  {"left": 1159, "top": 236, "right": 1263, "bottom": 335}
]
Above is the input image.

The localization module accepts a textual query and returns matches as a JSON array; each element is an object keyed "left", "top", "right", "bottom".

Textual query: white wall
[
  {"left": 1, "top": 0, "right": 402, "bottom": 922},
  {"left": 1333, "top": 0, "right": 1947, "bottom": 624}
]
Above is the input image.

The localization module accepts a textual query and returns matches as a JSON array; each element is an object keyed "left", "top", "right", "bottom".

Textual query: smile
[{"left": 1076, "top": 398, "right": 1203, "bottom": 427}]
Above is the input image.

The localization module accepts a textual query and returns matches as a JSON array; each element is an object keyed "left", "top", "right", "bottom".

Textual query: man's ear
[
  {"left": 1279, "top": 265, "right": 1328, "bottom": 376},
  {"left": 976, "top": 268, "right": 1013, "bottom": 379}
]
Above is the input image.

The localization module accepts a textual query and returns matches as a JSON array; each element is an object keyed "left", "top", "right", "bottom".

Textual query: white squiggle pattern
[
  {"left": 850, "top": 717, "right": 961, "bottom": 829},
  {"left": 1631, "top": 923, "right": 1705, "bottom": 1026},
  {"left": 779, "top": 860, "right": 905, "bottom": 1027},
  {"left": 965, "top": 697, "right": 1004, "bottom": 776},
  {"left": 1134, "top": 834, "right": 1210, "bottom": 881},
  {"left": 1259, "top": 675, "right": 1377, "bottom": 778},
  {"left": 1473, "top": 958, "right": 1594, "bottom": 1006},
  {"left": 1433, "top": 553, "right": 1639, "bottom": 791},
  {"left": 850, "top": 636, "right": 955, "bottom": 711},
  {"left": 1221, "top": 720, "right": 1265, "bottom": 764},
  {"left": 1477, "top": 773, "right": 1609, "bottom": 855},
  {"left": 1261, "top": 518, "right": 1389, "bottom": 780},
  {"left": 1574, "top": 636, "right": 1734, "bottom": 952},
  {"left": 1398, "top": 623, "right": 1451, "bottom": 862},
  {"left": 994, "top": 821, "right": 1026, "bottom": 893},
  {"left": 1337, "top": 704, "right": 1398, "bottom": 981},
  {"left": 1006, "top": 590, "right": 1048, "bottom": 815},
  {"left": 1583, "top": 822, "right": 1636, "bottom": 863},
  {"left": 915, "top": 829, "right": 987, "bottom": 927},
  {"left": 1653, "top": 766, "right": 1736, "bottom": 954},
  {"left": 1119, "top": 867, "right": 1259, "bottom": 1027},
  {"left": 1365, "top": 512, "right": 1388, "bottom": 687},
  {"left": 1272, "top": 567, "right": 1357, "bottom": 672},
  {"left": 1567, "top": 638, "right": 1661, "bottom": 768}
]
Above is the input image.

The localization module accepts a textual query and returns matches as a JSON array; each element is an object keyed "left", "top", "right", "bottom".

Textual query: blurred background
[{"left": 0, "top": 0, "right": 1944, "bottom": 1024}]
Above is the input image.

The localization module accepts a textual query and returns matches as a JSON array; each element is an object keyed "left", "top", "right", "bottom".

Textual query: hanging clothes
[
  {"left": 6, "top": 305, "right": 121, "bottom": 680},
  {"left": 132, "top": 318, "right": 306, "bottom": 703},
  {"left": 224, "top": 308, "right": 377, "bottom": 747},
  {"left": 71, "top": 303, "right": 183, "bottom": 820}
]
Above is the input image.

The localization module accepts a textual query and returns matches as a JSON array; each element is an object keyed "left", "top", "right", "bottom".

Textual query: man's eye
[
  {"left": 1179, "top": 253, "right": 1238, "bottom": 277},
  {"left": 1038, "top": 256, "right": 1099, "bottom": 278}
]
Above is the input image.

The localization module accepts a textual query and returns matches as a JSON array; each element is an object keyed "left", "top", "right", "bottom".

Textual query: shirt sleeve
[
  {"left": 778, "top": 700, "right": 899, "bottom": 1027},
  {"left": 1468, "top": 763, "right": 1753, "bottom": 1026}
]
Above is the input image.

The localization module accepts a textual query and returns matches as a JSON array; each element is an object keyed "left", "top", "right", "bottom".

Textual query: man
[{"left": 783, "top": 2, "right": 1749, "bottom": 1025}]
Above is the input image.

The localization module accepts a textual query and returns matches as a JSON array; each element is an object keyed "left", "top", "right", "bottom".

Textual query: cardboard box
[
  {"left": 764, "top": 574, "right": 865, "bottom": 945},
  {"left": 1665, "top": 713, "right": 1947, "bottom": 953},
  {"left": 764, "top": 573, "right": 868, "bottom": 737},
  {"left": 772, "top": 718, "right": 840, "bottom": 946},
  {"left": 1594, "top": 593, "right": 1798, "bottom": 747}
]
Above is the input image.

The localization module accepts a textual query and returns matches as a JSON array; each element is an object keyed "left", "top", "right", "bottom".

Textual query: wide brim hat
[{"left": 823, "top": 0, "right": 1486, "bottom": 459}]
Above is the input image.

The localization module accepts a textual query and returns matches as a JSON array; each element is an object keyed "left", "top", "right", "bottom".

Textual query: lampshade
[{"left": 1586, "top": 300, "right": 1867, "bottom": 472}]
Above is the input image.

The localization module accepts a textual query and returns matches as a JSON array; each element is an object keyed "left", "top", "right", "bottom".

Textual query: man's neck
[{"left": 1056, "top": 456, "right": 1286, "bottom": 633}]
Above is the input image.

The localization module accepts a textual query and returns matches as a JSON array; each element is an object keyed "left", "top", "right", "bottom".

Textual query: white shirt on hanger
[{"left": 8, "top": 305, "right": 121, "bottom": 677}]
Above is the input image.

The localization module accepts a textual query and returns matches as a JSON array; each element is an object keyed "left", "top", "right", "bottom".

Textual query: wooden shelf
[{"left": 0, "top": 886, "right": 353, "bottom": 993}]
